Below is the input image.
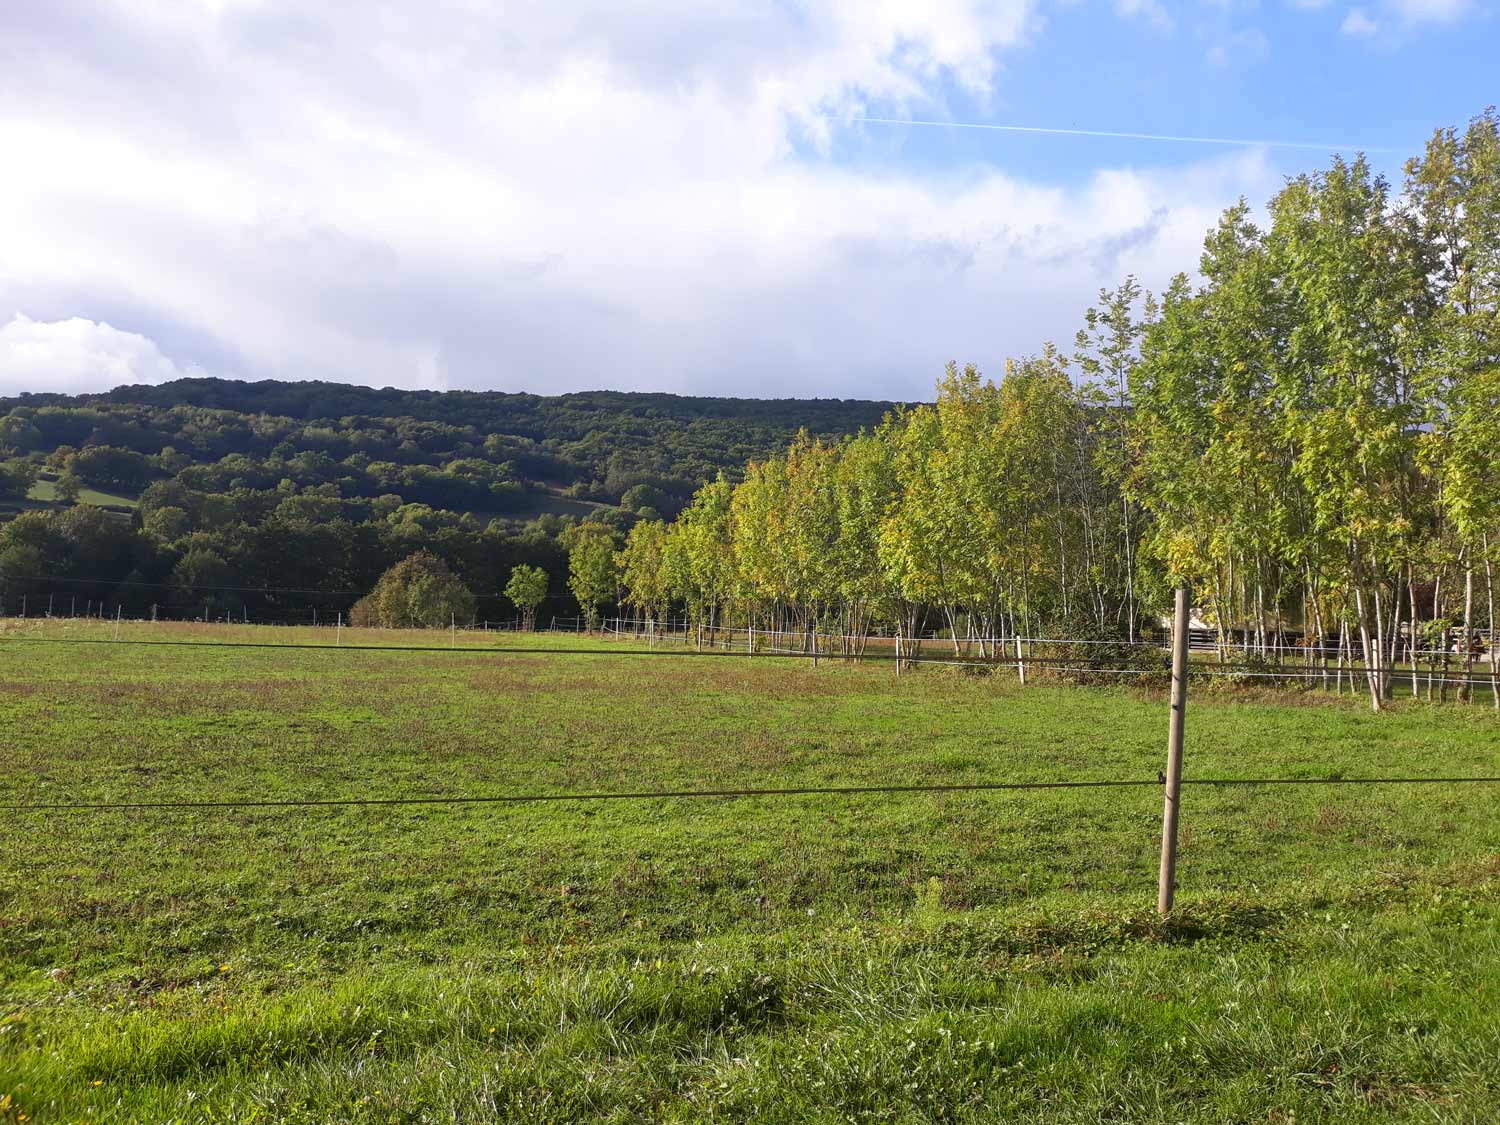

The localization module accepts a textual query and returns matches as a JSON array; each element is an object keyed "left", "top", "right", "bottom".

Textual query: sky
[{"left": 0, "top": 0, "right": 1495, "bottom": 403}]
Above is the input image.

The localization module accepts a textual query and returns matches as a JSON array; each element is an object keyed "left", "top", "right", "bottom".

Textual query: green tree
[
  {"left": 662, "top": 474, "right": 734, "bottom": 649},
  {"left": 831, "top": 430, "right": 900, "bottom": 650},
  {"left": 55, "top": 471, "right": 84, "bottom": 504},
  {"left": 620, "top": 483, "right": 669, "bottom": 514},
  {"left": 729, "top": 454, "right": 794, "bottom": 629},
  {"left": 0, "top": 458, "right": 38, "bottom": 500},
  {"left": 617, "top": 519, "right": 669, "bottom": 632},
  {"left": 1075, "top": 277, "right": 1153, "bottom": 638},
  {"left": 878, "top": 394, "right": 961, "bottom": 653},
  {"left": 504, "top": 564, "right": 549, "bottom": 631},
  {"left": 362, "top": 551, "right": 476, "bottom": 629},
  {"left": 144, "top": 505, "right": 192, "bottom": 542},
  {"left": 1407, "top": 110, "right": 1500, "bottom": 702},
  {"left": 0, "top": 412, "right": 43, "bottom": 453},
  {"left": 171, "top": 548, "right": 233, "bottom": 617},
  {"left": 1268, "top": 157, "right": 1429, "bottom": 709},
  {"left": 778, "top": 432, "right": 842, "bottom": 638},
  {"left": 69, "top": 446, "right": 154, "bottom": 492},
  {"left": 564, "top": 522, "right": 618, "bottom": 631}
]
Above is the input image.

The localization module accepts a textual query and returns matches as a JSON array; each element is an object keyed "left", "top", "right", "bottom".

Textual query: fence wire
[
  {"left": 8, "top": 774, "right": 1500, "bottom": 815},
  {"left": 7, "top": 632, "right": 1500, "bottom": 692}
]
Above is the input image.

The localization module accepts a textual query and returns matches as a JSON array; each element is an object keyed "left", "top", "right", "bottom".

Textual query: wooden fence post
[{"left": 1158, "top": 587, "right": 1191, "bottom": 915}]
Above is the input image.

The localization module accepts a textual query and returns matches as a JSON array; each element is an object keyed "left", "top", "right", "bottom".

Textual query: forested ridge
[
  {"left": 1, "top": 380, "right": 901, "bottom": 502},
  {"left": 0, "top": 381, "right": 901, "bottom": 624},
  {"left": 2, "top": 109, "right": 1499, "bottom": 714}
]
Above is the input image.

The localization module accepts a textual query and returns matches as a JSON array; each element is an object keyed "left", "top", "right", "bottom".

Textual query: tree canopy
[{"left": 351, "top": 552, "right": 476, "bottom": 629}]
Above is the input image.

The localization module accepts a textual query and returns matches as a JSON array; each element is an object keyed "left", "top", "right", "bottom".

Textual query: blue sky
[
  {"left": 824, "top": 1, "right": 1492, "bottom": 186},
  {"left": 0, "top": 0, "right": 1494, "bottom": 402}
]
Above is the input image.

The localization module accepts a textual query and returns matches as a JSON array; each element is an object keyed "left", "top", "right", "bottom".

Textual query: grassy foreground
[{"left": 1, "top": 621, "right": 1498, "bottom": 1122}]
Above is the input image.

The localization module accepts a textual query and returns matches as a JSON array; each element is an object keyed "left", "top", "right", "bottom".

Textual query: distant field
[
  {"left": 2, "top": 620, "right": 1499, "bottom": 1122},
  {"left": 25, "top": 475, "right": 139, "bottom": 510},
  {"left": 528, "top": 484, "right": 611, "bottom": 518}
]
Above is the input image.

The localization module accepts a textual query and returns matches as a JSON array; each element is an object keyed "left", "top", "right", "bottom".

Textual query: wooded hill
[
  {"left": 1, "top": 380, "right": 903, "bottom": 515},
  {"left": 0, "top": 380, "right": 902, "bottom": 623}
]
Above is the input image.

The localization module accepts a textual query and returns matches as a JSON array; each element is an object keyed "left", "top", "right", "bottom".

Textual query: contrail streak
[{"left": 832, "top": 116, "right": 1401, "bottom": 154}]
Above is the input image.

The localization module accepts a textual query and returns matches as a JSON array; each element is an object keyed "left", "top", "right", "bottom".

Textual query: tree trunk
[
  {"left": 1354, "top": 584, "right": 1382, "bottom": 712},
  {"left": 1486, "top": 535, "right": 1498, "bottom": 712},
  {"left": 1408, "top": 566, "right": 1420, "bottom": 699},
  {"left": 1460, "top": 554, "right": 1475, "bottom": 705},
  {"left": 1427, "top": 572, "right": 1443, "bottom": 702}
]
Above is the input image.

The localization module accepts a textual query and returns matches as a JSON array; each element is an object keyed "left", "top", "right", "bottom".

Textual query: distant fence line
[
  {"left": 2, "top": 587, "right": 1494, "bottom": 663},
  {"left": 6, "top": 628, "right": 1500, "bottom": 695},
  {"left": 2, "top": 599, "right": 1496, "bottom": 703}
]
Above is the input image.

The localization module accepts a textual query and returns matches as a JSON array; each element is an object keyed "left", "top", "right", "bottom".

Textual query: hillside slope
[{"left": 0, "top": 379, "right": 909, "bottom": 621}]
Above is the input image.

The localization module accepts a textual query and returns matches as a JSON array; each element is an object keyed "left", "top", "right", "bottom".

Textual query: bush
[
  {"left": 1031, "top": 627, "right": 1170, "bottom": 688},
  {"left": 69, "top": 445, "right": 155, "bottom": 492},
  {"left": 348, "top": 594, "right": 380, "bottom": 628},
  {"left": 360, "top": 551, "right": 475, "bottom": 629},
  {"left": 0, "top": 458, "right": 37, "bottom": 499}
]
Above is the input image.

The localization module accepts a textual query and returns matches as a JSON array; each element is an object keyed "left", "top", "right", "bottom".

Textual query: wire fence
[
  {"left": 5, "top": 607, "right": 1497, "bottom": 920},
  {"left": 6, "top": 627, "right": 1500, "bottom": 692},
  {"left": 5, "top": 573, "right": 1495, "bottom": 647},
  {"left": 8, "top": 774, "right": 1500, "bottom": 815}
]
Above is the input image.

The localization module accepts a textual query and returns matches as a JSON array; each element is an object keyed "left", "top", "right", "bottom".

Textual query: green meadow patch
[{"left": 1, "top": 623, "right": 1498, "bottom": 1121}]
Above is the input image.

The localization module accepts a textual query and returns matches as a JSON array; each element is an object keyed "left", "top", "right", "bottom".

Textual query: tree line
[{"left": 588, "top": 111, "right": 1500, "bottom": 712}]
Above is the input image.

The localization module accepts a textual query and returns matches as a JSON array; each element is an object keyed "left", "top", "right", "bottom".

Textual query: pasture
[{"left": 2, "top": 621, "right": 1499, "bottom": 1122}]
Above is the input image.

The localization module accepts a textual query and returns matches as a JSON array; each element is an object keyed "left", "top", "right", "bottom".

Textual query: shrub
[
  {"left": 348, "top": 594, "right": 380, "bottom": 628},
  {"left": 361, "top": 551, "right": 475, "bottom": 629},
  {"left": 0, "top": 458, "right": 37, "bottom": 499},
  {"left": 1031, "top": 626, "right": 1170, "bottom": 688}
]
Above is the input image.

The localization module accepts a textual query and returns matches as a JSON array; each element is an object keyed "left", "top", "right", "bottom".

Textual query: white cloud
[
  {"left": 1206, "top": 28, "right": 1272, "bottom": 65},
  {"left": 1387, "top": 0, "right": 1470, "bottom": 21},
  {"left": 0, "top": 313, "right": 204, "bottom": 396},
  {"left": 1341, "top": 0, "right": 1472, "bottom": 36},
  {"left": 0, "top": 0, "right": 1279, "bottom": 400},
  {"left": 1114, "top": 0, "right": 1176, "bottom": 29}
]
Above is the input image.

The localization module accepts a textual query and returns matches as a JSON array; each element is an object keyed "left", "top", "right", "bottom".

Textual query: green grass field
[
  {"left": 24, "top": 476, "right": 139, "bottom": 511},
  {"left": 2, "top": 621, "right": 1499, "bottom": 1122}
]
